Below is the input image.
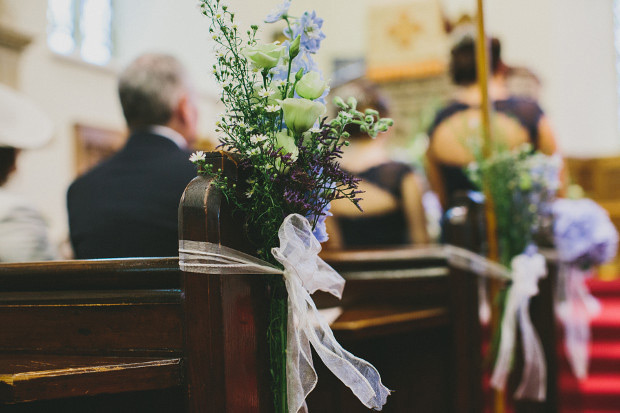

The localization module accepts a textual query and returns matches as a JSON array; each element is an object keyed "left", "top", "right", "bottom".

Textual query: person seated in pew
[
  {"left": 425, "top": 33, "right": 560, "bottom": 211},
  {"left": 326, "top": 79, "right": 430, "bottom": 248},
  {"left": 67, "top": 53, "right": 199, "bottom": 258},
  {"left": 0, "top": 84, "right": 57, "bottom": 262}
]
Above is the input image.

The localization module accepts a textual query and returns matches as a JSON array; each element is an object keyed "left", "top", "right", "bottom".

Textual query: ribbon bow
[
  {"left": 179, "top": 213, "right": 389, "bottom": 413},
  {"left": 272, "top": 214, "right": 390, "bottom": 413},
  {"left": 490, "top": 251, "right": 548, "bottom": 401}
]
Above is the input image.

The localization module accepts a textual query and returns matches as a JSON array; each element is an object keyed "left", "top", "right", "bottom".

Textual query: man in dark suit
[{"left": 68, "top": 54, "right": 198, "bottom": 258}]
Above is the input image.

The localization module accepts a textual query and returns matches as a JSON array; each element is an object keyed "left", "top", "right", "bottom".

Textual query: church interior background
[
  {"left": 3, "top": 1, "right": 620, "bottom": 411},
  {"left": 2, "top": 0, "right": 619, "bottom": 254}
]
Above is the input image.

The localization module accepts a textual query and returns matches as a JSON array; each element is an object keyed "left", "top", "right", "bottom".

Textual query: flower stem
[{"left": 268, "top": 277, "right": 288, "bottom": 413}]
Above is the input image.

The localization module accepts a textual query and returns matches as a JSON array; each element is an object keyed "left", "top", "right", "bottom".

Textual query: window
[{"left": 47, "top": 0, "right": 113, "bottom": 66}]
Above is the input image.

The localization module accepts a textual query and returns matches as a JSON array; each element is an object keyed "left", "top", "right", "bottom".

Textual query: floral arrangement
[
  {"left": 466, "top": 144, "right": 562, "bottom": 400},
  {"left": 190, "top": 1, "right": 392, "bottom": 411},
  {"left": 467, "top": 144, "right": 561, "bottom": 266},
  {"left": 193, "top": 0, "right": 392, "bottom": 259},
  {"left": 552, "top": 197, "right": 618, "bottom": 379}
]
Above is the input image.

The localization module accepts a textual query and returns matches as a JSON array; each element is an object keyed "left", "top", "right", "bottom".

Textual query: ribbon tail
[
  {"left": 490, "top": 285, "right": 519, "bottom": 391},
  {"left": 557, "top": 265, "right": 601, "bottom": 379},
  {"left": 286, "top": 277, "right": 390, "bottom": 411},
  {"left": 287, "top": 295, "right": 316, "bottom": 413},
  {"left": 514, "top": 301, "right": 547, "bottom": 400}
]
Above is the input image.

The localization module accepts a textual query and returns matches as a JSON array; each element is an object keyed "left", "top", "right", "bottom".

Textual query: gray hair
[{"left": 118, "top": 53, "right": 190, "bottom": 129}]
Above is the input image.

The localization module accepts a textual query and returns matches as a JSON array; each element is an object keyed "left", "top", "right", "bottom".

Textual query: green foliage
[{"left": 467, "top": 144, "right": 561, "bottom": 266}]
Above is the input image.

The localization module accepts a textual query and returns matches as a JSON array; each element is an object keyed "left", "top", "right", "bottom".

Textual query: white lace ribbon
[
  {"left": 490, "top": 251, "right": 548, "bottom": 401},
  {"left": 179, "top": 213, "right": 390, "bottom": 413},
  {"left": 556, "top": 263, "right": 601, "bottom": 379}
]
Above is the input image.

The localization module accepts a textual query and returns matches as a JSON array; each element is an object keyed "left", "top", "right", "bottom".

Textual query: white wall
[
  {"left": 485, "top": 0, "right": 620, "bottom": 156},
  {"left": 238, "top": 0, "right": 620, "bottom": 157},
  {"left": 3, "top": 0, "right": 619, "bottom": 252},
  {"left": 2, "top": 0, "right": 123, "bottom": 248}
]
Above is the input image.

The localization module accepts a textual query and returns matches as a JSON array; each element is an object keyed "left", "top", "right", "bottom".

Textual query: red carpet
[{"left": 558, "top": 278, "right": 620, "bottom": 413}]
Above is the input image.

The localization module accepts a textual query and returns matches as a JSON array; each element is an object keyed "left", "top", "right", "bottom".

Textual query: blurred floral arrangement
[
  {"left": 189, "top": 1, "right": 392, "bottom": 412},
  {"left": 552, "top": 197, "right": 618, "bottom": 379},
  {"left": 466, "top": 140, "right": 620, "bottom": 389},
  {"left": 552, "top": 198, "right": 618, "bottom": 269},
  {"left": 466, "top": 143, "right": 562, "bottom": 400},
  {"left": 467, "top": 143, "right": 562, "bottom": 266}
]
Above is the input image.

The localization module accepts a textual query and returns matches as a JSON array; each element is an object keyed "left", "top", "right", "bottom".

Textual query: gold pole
[
  {"left": 475, "top": 0, "right": 492, "bottom": 160},
  {"left": 475, "top": 1, "right": 503, "bottom": 412}
]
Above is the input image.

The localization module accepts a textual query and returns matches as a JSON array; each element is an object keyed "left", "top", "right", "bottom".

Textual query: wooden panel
[
  {"left": 320, "top": 247, "right": 450, "bottom": 309},
  {"left": 565, "top": 157, "right": 620, "bottom": 271},
  {"left": 0, "top": 355, "right": 182, "bottom": 403},
  {"left": 0, "top": 258, "right": 180, "bottom": 292},
  {"left": 566, "top": 156, "right": 620, "bottom": 201},
  {"left": 308, "top": 328, "right": 452, "bottom": 412},
  {"left": 0, "top": 296, "right": 182, "bottom": 354},
  {"left": 0, "top": 388, "right": 184, "bottom": 413}
]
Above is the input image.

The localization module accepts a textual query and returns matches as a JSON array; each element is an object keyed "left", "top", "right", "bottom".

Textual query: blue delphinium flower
[
  {"left": 264, "top": 0, "right": 291, "bottom": 23},
  {"left": 285, "top": 11, "right": 326, "bottom": 54},
  {"left": 309, "top": 203, "right": 332, "bottom": 243},
  {"left": 272, "top": 49, "right": 321, "bottom": 84}
]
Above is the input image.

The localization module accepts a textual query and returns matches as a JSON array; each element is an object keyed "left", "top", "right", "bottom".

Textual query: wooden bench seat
[{"left": 0, "top": 355, "right": 182, "bottom": 403}]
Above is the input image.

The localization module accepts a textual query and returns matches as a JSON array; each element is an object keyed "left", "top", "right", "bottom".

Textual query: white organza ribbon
[
  {"left": 272, "top": 214, "right": 390, "bottom": 413},
  {"left": 179, "top": 213, "right": 389, "bottom": 413},
  {"left": 444, "top": 245, "right": 512, "bottom": 280},
  {"left": 490, "top": 251, "right": 548, "bottom": 401},
  {"left": 555, "top": 263, "right": 601, "bottom": 379},
  {"left": 179, "top": 240, "right": 283, "bottom": 275}
]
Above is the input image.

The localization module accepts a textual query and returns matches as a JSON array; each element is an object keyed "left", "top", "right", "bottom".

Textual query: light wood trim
[
  {"left": 366, "top": 59, "right": 446, "bottom": 81},
  {"left": 331, "top": 307, "right": 447, "bottom": 331},
  {"left": 0, "top": 358, "right": 181, "bottom": 384}
]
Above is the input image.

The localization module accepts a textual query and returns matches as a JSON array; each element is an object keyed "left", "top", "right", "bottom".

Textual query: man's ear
[
  {"left": 175, "top": 93, "right": 198, "bottom": 144},
  {"left": 177, "top": 94, "right": 191, "bottom": 124}
]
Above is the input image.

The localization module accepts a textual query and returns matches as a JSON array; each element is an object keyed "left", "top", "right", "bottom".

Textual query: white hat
[{"left": 0, "top": 83, "right": 53, "bottom": 149}]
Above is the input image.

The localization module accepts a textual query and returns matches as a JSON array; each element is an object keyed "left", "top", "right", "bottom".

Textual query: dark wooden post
[
  {"left": 178, "top": 152, "right": 276, "bottom": 412},
  {"left": 448, "top": 265, "right": 483, "bottom": 413},
  {"left": 513, "top": 259, "right": 559, "bottom": 413}
]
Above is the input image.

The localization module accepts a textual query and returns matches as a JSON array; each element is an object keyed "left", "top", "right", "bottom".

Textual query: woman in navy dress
[
  {"left": 327, "top": 79, "right": 429, "bottom": 248},
  {"left": 425, "top": 36, "right": 559, "bottom": 210}
]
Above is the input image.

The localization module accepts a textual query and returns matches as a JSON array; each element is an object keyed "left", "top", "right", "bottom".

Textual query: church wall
[
  {"left": 485, "top": 0, "right": 620, "bottom": 157},
  {"left": 2, "top": 0, "right": 123, "bottom": 249},
  {"left": 238, "top": 0, "right": 620, "bottom": 157}
]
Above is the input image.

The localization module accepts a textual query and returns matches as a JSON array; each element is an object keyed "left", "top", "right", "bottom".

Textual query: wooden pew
[
  {"left": 0, "top": 153, "right": 489, "bottom": 411},
  {"left": 0, "top": 258, "right": 184, "bottom": 412},
  {"left": 0, "top": 251, "right": 486, "bottom": 412},
  {"left": 443, "top": 191, "right": 561, "bottom": 413}
]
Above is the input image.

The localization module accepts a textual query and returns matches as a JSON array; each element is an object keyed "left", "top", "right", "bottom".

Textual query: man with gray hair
[{"left": 67, "top": 53, "right": 199, "bottom": 258}]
